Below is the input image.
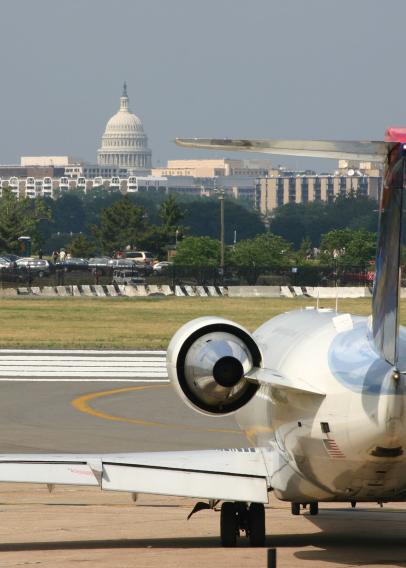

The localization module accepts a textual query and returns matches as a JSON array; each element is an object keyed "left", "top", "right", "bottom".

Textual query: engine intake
[{"left": 167, "top": 317, "right": 261, "bottom": 415}]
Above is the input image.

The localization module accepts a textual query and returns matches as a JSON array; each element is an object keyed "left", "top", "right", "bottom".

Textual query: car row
[{"left": 0, "top": 253, "right": 173, "bottom": 280}]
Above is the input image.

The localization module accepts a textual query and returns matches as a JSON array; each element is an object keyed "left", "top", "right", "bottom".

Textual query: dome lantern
[{"left": 120, "top": 81, "right": 129, "bottom": 112}]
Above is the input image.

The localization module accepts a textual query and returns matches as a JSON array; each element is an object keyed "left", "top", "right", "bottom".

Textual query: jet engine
[{"left": 167, "top": 316, "right": 262, "bottom": 416}]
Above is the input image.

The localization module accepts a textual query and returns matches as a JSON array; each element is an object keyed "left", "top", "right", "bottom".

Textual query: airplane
[{"left": 0, "top": 127, "right": 404, "bottom": 548}]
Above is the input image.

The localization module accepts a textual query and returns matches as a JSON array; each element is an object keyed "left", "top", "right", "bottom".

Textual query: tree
[
  {"left": 173, "top": 236, "right": 222, "bottom": 266},
  {"left": 67, "top": 234, "right": 97, "bottom": 258},
  {"left": 92, "top": 197, "right": 148, "bottom": 254},
  {"left": 183, "top": 197, "right": 265, "bottom": 242},
  {"left": 271, "top": 193, "right": 378, "bottom": 248},
  {"left": 158, "top": 195, "right": 185, "bottom": 248},
  {"left": 0, "top": 190, "right": 51, "bottom": 253},
  {"left": 232, "top": 233, "right": 293, "bottom": 283},
  {"left": 159, "top": 195, "right": 184, "bottom": 231},
  {"left": 50, "top": 193, "right": 87, "bottom": 234},
  {"left": 296, "top": 237, "right": 313, "bottom": 262},
  {"left": 320, "top": 228, "right": 376, "bottom": 268}
]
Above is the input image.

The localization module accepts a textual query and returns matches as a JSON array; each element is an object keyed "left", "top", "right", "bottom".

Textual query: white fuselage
[{"left": 236, "top": 308, "right": 406, "bottom": 503}]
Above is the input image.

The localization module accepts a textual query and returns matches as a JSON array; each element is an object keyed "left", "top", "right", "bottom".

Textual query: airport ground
[
  {"left": 1, "top": 486, "right": 406, "bottom": 567},
  {"left": 0, "top": 297, "right": 406, "bottom": 566},
  {"left": 0, "top": 295, "right": 385, "bottom": 349}
]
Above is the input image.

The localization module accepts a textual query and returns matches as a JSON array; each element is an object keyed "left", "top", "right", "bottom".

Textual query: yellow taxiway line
[{"left": 71, "top": 384, "right": 242, "bottom": 435}]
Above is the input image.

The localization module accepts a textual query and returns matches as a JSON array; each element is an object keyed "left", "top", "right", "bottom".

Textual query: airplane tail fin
[
  {"left": 176, "top": 131, "right": 406, "bottom": 366},
  {"left": 371, "top": 129, "right": 406, "bottom": 366}
]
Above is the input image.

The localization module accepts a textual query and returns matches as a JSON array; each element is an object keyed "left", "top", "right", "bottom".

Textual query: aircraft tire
[
  {"left": 220, "top": 502, "right": 238, "bottom": 547},
  {"left": 309, "top": 502, "right": 319, "bottom": 515},
  {"left": 248, "top": 502, "right": 265, "bottom": 546},
  {"left": 291, "top": 502, "right": 300, "bottom": 515}
]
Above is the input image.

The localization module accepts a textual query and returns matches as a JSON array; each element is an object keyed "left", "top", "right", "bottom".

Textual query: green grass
[{"left": 0, "top": 296, "right": 383, "bottom": 349}]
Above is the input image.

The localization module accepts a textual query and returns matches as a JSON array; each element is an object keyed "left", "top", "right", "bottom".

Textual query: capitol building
[{"left": 97, "top": 83, "right": 152, "bottom": 175}]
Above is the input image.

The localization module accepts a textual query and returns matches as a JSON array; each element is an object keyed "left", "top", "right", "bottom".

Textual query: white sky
[{"left": 0, "top": 0, "right": 403, "bottom": 171}]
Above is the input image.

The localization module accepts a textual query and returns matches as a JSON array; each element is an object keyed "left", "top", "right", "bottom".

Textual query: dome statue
[{"left": 97, "top": 83, "right": 152, "bottom": 173}]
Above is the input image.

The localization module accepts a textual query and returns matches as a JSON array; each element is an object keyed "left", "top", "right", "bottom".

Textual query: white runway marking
[
  {"left": 0, "top": 357, "right": 165, "bottom": 363},
  {"left": 0, "top": 378, "right": 170, "bottom": 382},
  {"left": 0, "top": 349, "right": 168, "bottom": 380},
  {"left": 0, "top": 349, "right": 167, "bottom": 355}
]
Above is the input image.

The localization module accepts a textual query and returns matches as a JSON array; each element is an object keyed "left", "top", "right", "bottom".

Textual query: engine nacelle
[{"left": 167, "top": 316, "right": 262, "bottom": 416}]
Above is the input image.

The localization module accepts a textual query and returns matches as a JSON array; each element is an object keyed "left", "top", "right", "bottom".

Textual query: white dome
[
  {"left": 97, "top": 83, "right": 152, "bottom": 172},
  {"left": 105, "top": 108, "right": 144, "bottom": 134}
]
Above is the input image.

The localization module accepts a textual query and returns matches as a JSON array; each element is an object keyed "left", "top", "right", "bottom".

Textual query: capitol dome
[{"left": 97, "top": 83, "right": 152, "bottom": 173}]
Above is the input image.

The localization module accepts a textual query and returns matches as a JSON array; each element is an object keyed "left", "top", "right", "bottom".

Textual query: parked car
[
  {"left": 88, "top": 257, "right": 112, "bottom": 275},
  {"left": 153, "top": 261, "right": 172, "bottom": 273},
  {"left": 125, "top": 251, "right": 154, "bottom": 266},
  {"left": 15, "top": 258, "right": 52, "bottom": 277},
  {"left": 107, "top": 258, "right": 151, "bottom": 274},
  {"left": 112, "top": 269, "right": 145, "bottom": 285},
  {"left": 107, "top": 258, "right": 136, "bottom": 270},
  {"left": 56, "top": 258, "right": 89, "bottom": 272},
  {"left": 0, "top": 256, "right": 18, "bottom": 268},
  {"left": 0, "top": 254, "right": 20, "bottom": 264}
]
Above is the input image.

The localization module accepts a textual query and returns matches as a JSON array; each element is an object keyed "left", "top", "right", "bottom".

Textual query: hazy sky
[{"left": 1, "top": 0, "right": 405, "bottom": 171}]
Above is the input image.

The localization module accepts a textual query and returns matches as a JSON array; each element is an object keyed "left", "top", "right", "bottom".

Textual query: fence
[{"left": 0, "top": 264, "right": 377, "bottom": 289}]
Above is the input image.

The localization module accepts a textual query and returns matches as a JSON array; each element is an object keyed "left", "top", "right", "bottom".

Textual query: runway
[{"left": 0, "top": 349, "right": 242, "bottom": 454}]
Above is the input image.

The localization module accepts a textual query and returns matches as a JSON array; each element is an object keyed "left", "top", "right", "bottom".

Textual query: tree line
[
  {"left": 0, "top": 188, "right": 265, "bottom": 257},
  {"left": 0, "top": 187, "right": 383, "bottom": 272}
]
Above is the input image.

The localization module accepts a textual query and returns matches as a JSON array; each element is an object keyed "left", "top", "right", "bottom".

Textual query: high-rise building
[{"left": 97, "top": 83, "right": 152, "bottom": 174}]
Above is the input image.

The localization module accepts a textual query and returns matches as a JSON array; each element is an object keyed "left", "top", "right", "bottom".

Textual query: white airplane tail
[{"left": 176, "top": 128, "right": 406, "bottom": 367}]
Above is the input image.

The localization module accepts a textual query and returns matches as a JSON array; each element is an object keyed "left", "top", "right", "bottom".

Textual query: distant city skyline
[{"left": 0, "top": 0, "right": 405, "bottom": 172}]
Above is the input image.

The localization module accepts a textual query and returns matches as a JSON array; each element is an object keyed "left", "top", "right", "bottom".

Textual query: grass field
[{"left": 0, "top": 296, "right": 387, "bottom": 349}]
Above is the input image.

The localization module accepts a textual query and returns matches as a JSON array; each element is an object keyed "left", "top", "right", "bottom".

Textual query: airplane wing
[
  {"left": 246, "top": 367, "right": 325, "bottom": 396},
  {"left": 175, "top": 138, "right": 387, "bottom": 161},
  {"left": 0, "top": 449, "right": 269, "bottom": 503}
]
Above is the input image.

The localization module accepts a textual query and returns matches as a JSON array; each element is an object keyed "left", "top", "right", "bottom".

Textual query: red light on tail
[{"left": 385, "top": 127, "right": 406, "bottom": 143}]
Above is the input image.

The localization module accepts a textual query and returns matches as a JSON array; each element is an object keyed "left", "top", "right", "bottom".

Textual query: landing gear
[
  {"left": 220, "top": 501, "right": 265, "bottom": 547},
  {"left": 248, "top": 503, "right": 265, "bottom": 547},
  {"left": 291, "top": 502, "right": 301, "bottom": 515},
  {"left": 220, "top": 502, "right": 238, "bottom": 547},
  {"left": 291, "top": 501, "right": 319, "bottom": 515}
]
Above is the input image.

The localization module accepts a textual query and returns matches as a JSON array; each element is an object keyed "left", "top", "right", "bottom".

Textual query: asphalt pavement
[{"left": 0, "top": 349, "right": 242, "bottom": 453}]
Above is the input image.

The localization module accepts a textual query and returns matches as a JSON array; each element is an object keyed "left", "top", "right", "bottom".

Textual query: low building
[
  {"left": 259, "top": 173, "right": 381, "bottom": 215},
  {"left": 127, "top": 176, "right": 168, "bottom": 193},
  {"left": 152, "top": 158, "right": 273, "bottom": 178},
  {"left": 20, "top": 156, "right": 78, "bottom": 167}
]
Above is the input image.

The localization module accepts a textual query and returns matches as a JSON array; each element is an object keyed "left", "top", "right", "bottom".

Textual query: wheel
[
  {"left": 309, "top": 502, "right": 319, "bottom": 515},
  {"left": 291, "top": 502, "right": 300, "bottom": 515},
  {"left": 220, "top": 502, "right": 238, "bottom": 547},
  {"left": 38, "top": 271, "right": 44, "bottom": 278},
  {"left": 248, "top": 503, "right": 265, "bottom": 546}
]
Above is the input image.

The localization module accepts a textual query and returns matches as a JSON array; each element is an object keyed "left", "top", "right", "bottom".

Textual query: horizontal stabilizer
[
  {"left": 176, "top": 138, "right": 387, "bottom": 161},
  {"left": 246, "top": 367, "right": 325, "bottom": 396}
]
